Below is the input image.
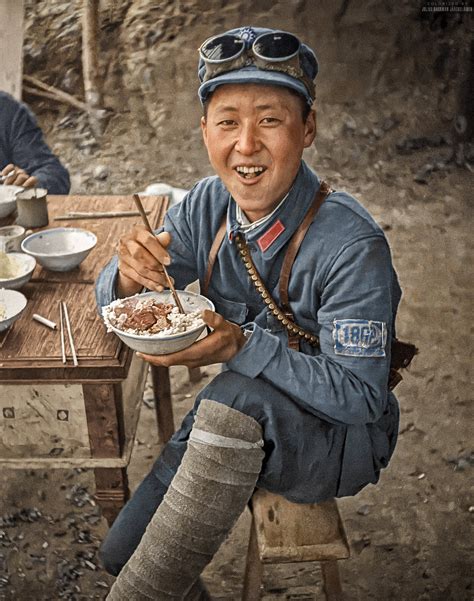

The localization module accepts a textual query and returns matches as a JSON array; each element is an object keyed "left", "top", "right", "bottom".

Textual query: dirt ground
[{"left": 1, "top": 1, "right": 473, "bottom": 600}]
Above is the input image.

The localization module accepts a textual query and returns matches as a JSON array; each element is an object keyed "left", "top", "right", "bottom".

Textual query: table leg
[
  {"left": 83, "top": 383, "right": 127, "bottom": 526},
  {"left": 150, "top": 365, "right": 175, "bottom": 443},
  {"left": 94, "top": 467, "right": 129, "bottom": 526}
]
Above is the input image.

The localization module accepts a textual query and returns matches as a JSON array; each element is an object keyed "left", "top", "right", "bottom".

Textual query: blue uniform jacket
[
  {"left": 96, "top": 161, "right": 402, "bottom": 498},
  {"left": 0, "top": 92, "right": 70, "bottom": 194}
]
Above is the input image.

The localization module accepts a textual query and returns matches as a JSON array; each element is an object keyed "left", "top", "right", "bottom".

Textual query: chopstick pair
[
  {"left": 132, "top": 194, "right": 185, "bottom": 314},
  {"left": 59, "top": 301, "right": 78, "bottom": 366},
  {"left": 54, "top": 210, "right": 151, "bottom": 221}
]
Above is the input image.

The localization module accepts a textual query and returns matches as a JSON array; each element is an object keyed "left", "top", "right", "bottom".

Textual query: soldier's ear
[
  {"left": 304, "top": 108, "right": 317, "bottom": 147},
  {"left": 201, "top": 116, "right": 208, "bottom": 149}
]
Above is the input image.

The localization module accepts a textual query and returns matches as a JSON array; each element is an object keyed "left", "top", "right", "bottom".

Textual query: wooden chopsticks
[
  {"left": 132, "top": 194, "right": 185, "bottom": 314},
  {"left": 54, "top": 210, "right": 151, "bottom": 221},
  {"left": 59, "top": 300, "right": 78, "bottom": 366}
]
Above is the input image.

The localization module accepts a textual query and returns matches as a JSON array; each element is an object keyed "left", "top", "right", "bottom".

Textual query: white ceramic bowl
[
  {"left": 0, "top": 288, "right": 27, "bottom": 332},
  {"left": 103, "top": 290, "right": 215, "bottom": 355},
  {"left": 0, "top": 185, "right": 23, "bottom": 218},
  {"left": 0, "top": 225, "right": 26, "bottom": 253},
  {"left": 21, "top": 227, "right": 97, "bottom": 271},
  {"left": 0, "top": 253, "right": 36, "bottom": 289}
]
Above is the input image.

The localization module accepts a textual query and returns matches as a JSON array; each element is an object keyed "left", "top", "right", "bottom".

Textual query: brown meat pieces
[{"left": 113, "top": 299, "right": 174, "bottom": 333}]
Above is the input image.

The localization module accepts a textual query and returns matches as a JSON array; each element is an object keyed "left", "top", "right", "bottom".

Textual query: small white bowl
[
  {"left": 0, "top": 253, "right": 36, "bottom": 290},
  {"left": 103, "top": 290, "right": 214, "bottom": 355},
  {"left": 21, "top": 227, "right": 97, "bottom": 271},
  {"left": 0, "top": 185, "right": 23, "bottom": 219},
  {"left": 0, "top": 288, "right": 27, "bottom": 331},
  {"left": 0, "top": 225, "right": 26, "bottom": 252}
]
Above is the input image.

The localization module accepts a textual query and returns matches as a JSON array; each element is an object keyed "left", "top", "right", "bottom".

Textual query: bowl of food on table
[
  {"left": 21, "top": 227, "right": 97, "bottom": 271},
  {"left": 0, "top": 185, "right": 23, "bottom": 218},
  {"left": 0, "top": 252, "right": 36, "bottom": 290},
  {"left": 102, "top": 290, "right": 214, "bottom": 355},
  {"left": 0, "top": 288, "right": 27, "bottom": 332}
]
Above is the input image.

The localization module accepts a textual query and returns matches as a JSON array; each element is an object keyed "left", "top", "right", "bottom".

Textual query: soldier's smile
[{"left": 201, "top": 84, "right": 316, "bottom": 222}]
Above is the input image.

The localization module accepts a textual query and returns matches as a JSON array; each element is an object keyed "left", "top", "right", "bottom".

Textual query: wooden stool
[{"left": 242, "top": 489, "right": 350, "bottom": 601}]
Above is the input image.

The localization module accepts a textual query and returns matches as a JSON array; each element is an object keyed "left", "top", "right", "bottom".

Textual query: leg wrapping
[{"left": 107, "top": 399, "right": 264, "bottom": 600}]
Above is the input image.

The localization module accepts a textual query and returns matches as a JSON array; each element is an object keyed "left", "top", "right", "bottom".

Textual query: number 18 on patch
[{"left": 333, "top": 319, "right": 386, "bottom": 357}]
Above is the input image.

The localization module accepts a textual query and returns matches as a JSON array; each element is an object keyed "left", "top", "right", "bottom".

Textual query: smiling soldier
[{"left": 96, "top": 26, "right": 409, "bottom": 600}]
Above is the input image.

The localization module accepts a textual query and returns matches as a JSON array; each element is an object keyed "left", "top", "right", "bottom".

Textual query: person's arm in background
[{"left": 0, "top": 93, "right": 70, "bottom": 194}]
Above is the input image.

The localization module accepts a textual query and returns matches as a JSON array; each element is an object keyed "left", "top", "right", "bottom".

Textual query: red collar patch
[{"left": 257, "top": 219, "right": 285, "bottom": 252}]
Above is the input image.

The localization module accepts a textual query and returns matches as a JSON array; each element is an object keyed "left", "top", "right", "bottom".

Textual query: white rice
[
  {"left": 0, "top": 253, "right": 18, "bottom": 279},
  {"left": 102, "top": 296, "right": 204, "bottom": 337}
]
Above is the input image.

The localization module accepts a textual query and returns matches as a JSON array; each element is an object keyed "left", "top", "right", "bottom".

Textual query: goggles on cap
[{"left": 199, "top": 31, "right": 315, "bottom": 102}]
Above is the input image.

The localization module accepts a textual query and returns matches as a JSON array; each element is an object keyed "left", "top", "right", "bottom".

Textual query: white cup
[{"left": 0, "top": 225, "right": 26, "bottom": 253}]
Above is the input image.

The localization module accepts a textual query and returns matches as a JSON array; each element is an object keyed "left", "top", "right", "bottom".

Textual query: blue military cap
[{"left": 198, "top": 26, "right": 319, "bottom": 106}]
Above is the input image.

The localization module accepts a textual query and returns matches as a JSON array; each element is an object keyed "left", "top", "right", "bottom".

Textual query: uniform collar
[{"left": 226, "top": 161, "right": 320, "bottom": 259}]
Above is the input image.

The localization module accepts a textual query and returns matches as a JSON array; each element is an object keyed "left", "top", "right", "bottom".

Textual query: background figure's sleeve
[
  {"left": 9, "top": 101, "right": 70, "bottom": 194},
  {"left": 227, "top": 235, "right": 394, "bottom": 426}
]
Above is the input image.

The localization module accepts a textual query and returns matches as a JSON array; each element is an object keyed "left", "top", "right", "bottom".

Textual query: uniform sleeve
[
  {"left": 163, "top": 196, "right": 201, "bottom": 289},
  {"left": 9, "top": 102, "right": 70, "bottom": 194},
  {"left": 227, "top": 234, "right": 394, "bottom": 425}
]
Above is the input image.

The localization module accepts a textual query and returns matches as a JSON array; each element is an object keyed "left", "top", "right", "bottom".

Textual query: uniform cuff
[
  {"left": 227, "top": 323, "right": 280, "bottom": 378},
  {"left": 95, "top": 255, "right": 120, "bottom": 309}
]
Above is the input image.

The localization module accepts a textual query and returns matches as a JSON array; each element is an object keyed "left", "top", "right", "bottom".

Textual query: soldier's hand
[
  {"left": 117, "top": 226, "right": 173, "bottom": 297},
  {"left": 137, "top": 310, "right": 248, "bottom": 368}
]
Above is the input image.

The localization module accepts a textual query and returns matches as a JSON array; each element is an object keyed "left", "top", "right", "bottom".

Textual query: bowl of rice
[
  {"left": 102, "top": 290, "right": 215, "bottom": 355},
  {"left": 0, "top": 252, "right": 36, "bottom": 290},
  {"left": 0, "top": 288, "right": 28, "bottom": 332}
]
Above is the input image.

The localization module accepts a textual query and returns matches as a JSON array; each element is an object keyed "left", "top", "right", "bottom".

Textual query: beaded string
[{"left": 234, "top": 232, "right": 319, "bottom": 347}]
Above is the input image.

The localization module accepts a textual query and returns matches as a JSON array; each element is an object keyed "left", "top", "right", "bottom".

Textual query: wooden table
[{"left": 0, "top": 194, "right": 170, "bottom": 524}]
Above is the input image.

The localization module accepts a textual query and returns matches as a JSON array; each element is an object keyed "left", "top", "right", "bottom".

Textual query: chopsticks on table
[
  {"left": 59, "top": 300, "right": 78, "bottom": 366},
  {"left": 132, "top": 193, "right": 185, "bottom": 314},
  {"left": 54, "top": 210, "right": 151, "bottom": 221}
]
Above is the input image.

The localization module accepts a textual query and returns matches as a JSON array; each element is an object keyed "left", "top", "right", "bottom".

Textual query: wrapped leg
[{"left": 107, "top": 399, "right": 264, "bottom": 600}]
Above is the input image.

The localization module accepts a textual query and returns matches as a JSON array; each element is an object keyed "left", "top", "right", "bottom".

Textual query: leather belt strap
[
  {"left": 279, "top": 181, "right": 332, "bottom": 349},
  {"left": 202, "top": 216, "right": 227, "bottom": 297},
  {"left": 234, "top": 232, "right": 320, "bottom": 347},
  {"left": 279, "top": 181, "right": 332, "bottom": 311}
]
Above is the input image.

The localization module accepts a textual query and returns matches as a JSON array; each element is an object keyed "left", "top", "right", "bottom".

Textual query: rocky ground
[{"left": 1, "top": 1, "right": 473, "bottom": 599}]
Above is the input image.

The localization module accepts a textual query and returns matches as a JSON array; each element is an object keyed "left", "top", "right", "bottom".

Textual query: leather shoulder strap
[
  {"left": 202, "top": 216, "right": 227, "bottom": 297},
  {"left": 202, "top": 180, "right": 332, "bottom": 311},
  {"left": 279, "top": 180, "right": 332, "bottom": 313}
]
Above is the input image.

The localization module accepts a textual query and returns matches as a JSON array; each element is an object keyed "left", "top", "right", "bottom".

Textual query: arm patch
[{"left": 333, "top": 319, "right": 387, "bottom": 358}]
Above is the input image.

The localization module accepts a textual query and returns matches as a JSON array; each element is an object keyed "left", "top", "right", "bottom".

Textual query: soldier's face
[{"left": 201, "top": 84, "right": 316, "bottom": 222}]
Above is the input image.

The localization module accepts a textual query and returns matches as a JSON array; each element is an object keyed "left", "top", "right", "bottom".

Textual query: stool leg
[
  {"left": 151, "top": 364, "right": 175, "bottom": 443},
  {"left": 321, "top": 560, "right": 344, "bottom": 601},
  {"left": 94, "top": 467, "right": 129, "bottom": 526},
  {"left": 242, "top": 518, "right": 263, "bottom": 601},
  {"left": 187, "top": 366, "right": 202, "bottom": 383}
]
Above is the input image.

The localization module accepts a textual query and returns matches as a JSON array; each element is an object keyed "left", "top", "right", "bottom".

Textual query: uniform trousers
[{"left": 99, "top": 371, "right": 347, "bottom": 576}]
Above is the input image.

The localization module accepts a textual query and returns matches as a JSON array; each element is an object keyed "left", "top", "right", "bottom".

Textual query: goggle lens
[
  {"left": 201, "top": 35, "right": 245, "bottom": 62},
  {"left": 253, "top": 32, "right": 300, "bottom": 60}
]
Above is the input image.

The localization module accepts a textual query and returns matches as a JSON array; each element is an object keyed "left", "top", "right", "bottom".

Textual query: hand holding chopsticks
[{"left": 132, "top": 194, "right": 185, "bottom": 314}]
